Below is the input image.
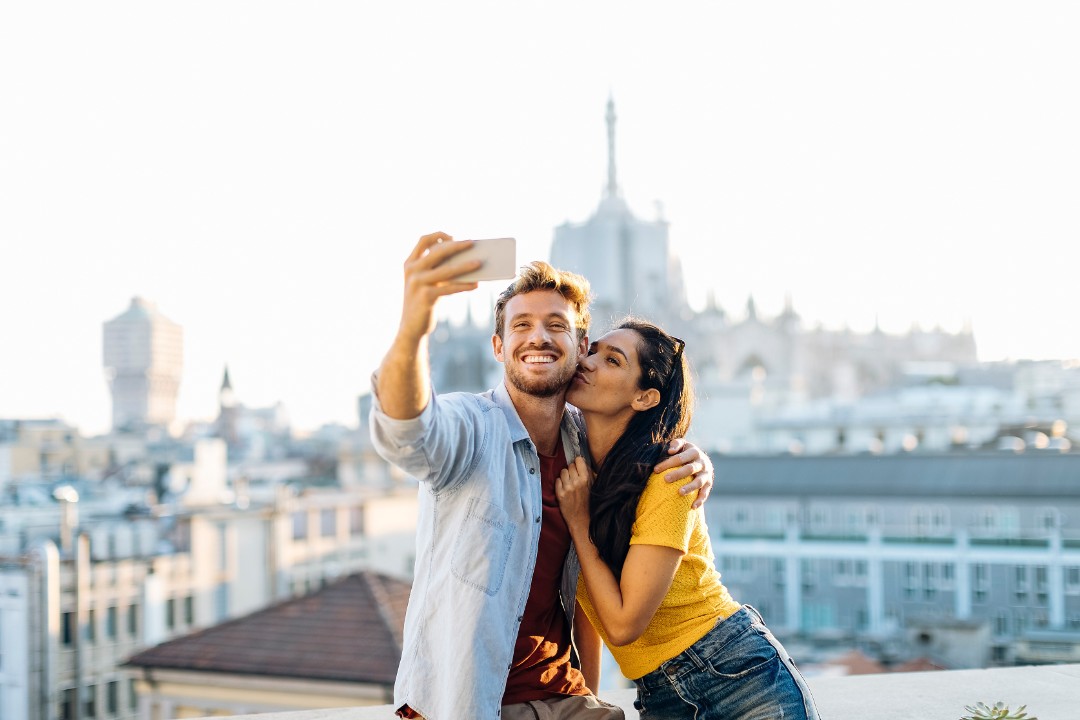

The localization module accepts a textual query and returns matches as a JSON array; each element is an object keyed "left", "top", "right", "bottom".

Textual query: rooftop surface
[
  {"left": 712, "top": 452, "right": 1080, "bottom": 499},
  {"left": 196, "top": 663, "right": 1080, "bottom": 720}
]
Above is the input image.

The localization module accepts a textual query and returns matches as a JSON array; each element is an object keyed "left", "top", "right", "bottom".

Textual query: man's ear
[
  {"left": 578, "top": 334, "right": 589, "bottom": 356},
  {"left": 492, "top": 333, "right": 505, "bottom": 362},
  {"left": 631, "top": 388, "right": 661, "bottom": 412}
]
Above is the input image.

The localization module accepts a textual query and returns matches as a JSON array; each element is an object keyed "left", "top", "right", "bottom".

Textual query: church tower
[
  {"left": 216, "top": 365, "right": 239, "bottom": 449},
  {"left": 549, "top": 98, "right": 689, "bottom": 330}
]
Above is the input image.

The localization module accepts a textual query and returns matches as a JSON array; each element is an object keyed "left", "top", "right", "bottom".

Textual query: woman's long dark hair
[{"left": 588, "top": 318, "right": 694, "bottom": 578}]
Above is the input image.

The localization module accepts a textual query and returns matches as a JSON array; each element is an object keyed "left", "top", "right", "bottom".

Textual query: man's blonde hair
[{"left": 494, "top": 261, "right": 592, "bottom": 341}]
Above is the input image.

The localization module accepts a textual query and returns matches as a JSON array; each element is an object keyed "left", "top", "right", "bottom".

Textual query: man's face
[{"left": 492, "top": 290, "right": 587, "bottom": 399}]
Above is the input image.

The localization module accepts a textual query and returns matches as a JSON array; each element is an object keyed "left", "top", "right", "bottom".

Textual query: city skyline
[{"left": 2, "top": 2, "right": 1078, "bottom": 435}]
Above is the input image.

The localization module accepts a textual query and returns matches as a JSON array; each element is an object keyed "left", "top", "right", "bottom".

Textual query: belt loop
[{"left": 743, "top": 603, "right": 765, "bottom": 624}]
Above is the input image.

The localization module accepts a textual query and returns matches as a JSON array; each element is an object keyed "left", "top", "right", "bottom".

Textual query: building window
[
  {"left": 85, "top": 684, "right": 97, "bottom": 718},
  {"left": 1015, "top": 566, "right": 1028, "bottom": 601},
  {"left": 127, "top": 604, "right": 138, "bottom": 638},
  {"left": 1067, "top": 567, "right": 1080, "bottom": 594},
  {"left": 185, "top": 595, "right": 195, "bottom": 625},
  {"left": 107, "top": 681, "right": 119, "bottom": 715},
  {"left": 911, "top": 506, "right": 931, "bottom": 536},
  {"left": 976, "top": 507, "right": 998, "bottom": 534},
  {"left": 931, "top": 506, "right": 949, "bottom": 530},
  {"left": 292, "top": 511, "right": 308, "bottom": 540},
  {"left": 215, "top": 583, "right": 229, "bottom": 621},
  {"left": 106, "top": 607, "right": 117, "bottom": 640},
  {"left": 973, "top": 564, "right": 988, "bottom": 603},
  {"left": 165, "top": 598, "right": 176, "bottom": 630},
  {"left": 320, "top": 508, "right": 337, "bottom": 537},
  {"left": 349, "top": 506, "right": 365, "bottom": 536},
  {"left": 86, "top": 609, "right": 96, "bottom": 643},
  {"left": 62, "top": 612, "right": 75, "bottom": 646},
  {"left": 1036, "top": 566, "right": 1049, "bottom": 605},
  {"left": 60, "top": 688, "right": 76, "bottom": 720},
  {"left": 128, "top": 679, "right": 137, "bottom": 710},
  {"left": 1038, "top": 508, "right": 1059, "bottom": 530},
  {"left": 218, "top": 522, "right": 229, "bottom": 572}
]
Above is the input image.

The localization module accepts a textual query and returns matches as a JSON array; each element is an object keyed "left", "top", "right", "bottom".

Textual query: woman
[{"left": 557, "top": 318, "right": 819, "bottom": 720}]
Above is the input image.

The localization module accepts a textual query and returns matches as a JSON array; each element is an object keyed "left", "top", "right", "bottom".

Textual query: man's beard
[{"left": 505, "top": 354, "right": 577, "bottom": 398}]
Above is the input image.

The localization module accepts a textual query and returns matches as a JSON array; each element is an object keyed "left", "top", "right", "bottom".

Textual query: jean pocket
[
  {"left": 702, "top": 625, "right": 781, "bottom": 680},
  {"left": 451, "top": 497, "right": 514, "bottom": 596}
]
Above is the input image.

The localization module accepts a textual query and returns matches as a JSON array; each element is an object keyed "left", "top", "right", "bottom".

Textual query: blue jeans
[{"left": 632, "top": 606, "right": 820, "bottom": 720}]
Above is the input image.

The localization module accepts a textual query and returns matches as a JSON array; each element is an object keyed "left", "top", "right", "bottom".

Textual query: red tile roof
[
  {"left": 126, "top": 571, "right": 411, "bottom": 685},
  {"left": 828, "top": 649, "right": 887, "bottom": 675}
]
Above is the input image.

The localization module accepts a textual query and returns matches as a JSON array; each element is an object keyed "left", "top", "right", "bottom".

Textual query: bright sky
[{"left": 2, "top": 2, "right": 1078, "bottom": 436}]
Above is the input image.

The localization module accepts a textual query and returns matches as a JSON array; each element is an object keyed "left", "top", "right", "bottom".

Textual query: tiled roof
[
  {"left": 827, "top": 649, "right": 887, "bottom": 675},
  {"left": 891, "top": 657, "right": 946, "bottom": 673},
  {"left": 126, "top": 571, "right": 411, "bottom": 685}
]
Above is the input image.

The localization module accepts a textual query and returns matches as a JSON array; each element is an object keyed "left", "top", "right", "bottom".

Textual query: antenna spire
[{"left": 605, "top": 96, "right": 618, "bottom": 198}]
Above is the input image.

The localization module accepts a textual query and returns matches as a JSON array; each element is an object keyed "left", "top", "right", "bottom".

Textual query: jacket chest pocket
[{"left": 452, "top": 497, "right": 516, "bottom": 596}]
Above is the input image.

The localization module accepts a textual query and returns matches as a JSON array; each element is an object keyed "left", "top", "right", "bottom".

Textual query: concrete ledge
[{"left": 204, "top": 664, "right": 1080, "bottom": 720}]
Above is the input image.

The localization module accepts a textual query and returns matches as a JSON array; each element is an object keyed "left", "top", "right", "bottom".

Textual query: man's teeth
[{"left": 523, "top": 356, "right": 555, "bottom": 364}]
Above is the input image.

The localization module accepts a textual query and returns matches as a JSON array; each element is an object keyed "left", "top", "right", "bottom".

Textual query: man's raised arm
[{"left": 376, "top": 232, "right": 481, "bottom": 419}]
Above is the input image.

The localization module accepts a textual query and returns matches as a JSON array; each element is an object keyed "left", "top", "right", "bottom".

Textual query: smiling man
[{"left": 370, "top": 232, "right": 714, "bottom": 720}]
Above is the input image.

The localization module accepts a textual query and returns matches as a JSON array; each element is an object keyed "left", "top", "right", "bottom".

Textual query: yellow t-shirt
[{"left": 575, "top": 470, "right": 741, "bottom": 680}]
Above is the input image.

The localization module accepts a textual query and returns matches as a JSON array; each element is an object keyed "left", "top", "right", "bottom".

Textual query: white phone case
[{"left": 453, "top": 237, "right": 517, "bottom": 282}]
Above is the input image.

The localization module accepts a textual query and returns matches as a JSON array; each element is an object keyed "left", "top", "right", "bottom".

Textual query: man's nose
[{"left": 526, "top": 324, "right": 552, "bottom": 345}]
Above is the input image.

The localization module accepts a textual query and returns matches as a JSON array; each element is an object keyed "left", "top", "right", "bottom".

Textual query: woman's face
[{"left": 566, "top": 328, "right": 646, "bottom": 417}]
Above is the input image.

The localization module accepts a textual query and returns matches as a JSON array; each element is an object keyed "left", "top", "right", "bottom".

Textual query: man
[{"left": 371, "top": 233, "right": 713, "bottom": 720}]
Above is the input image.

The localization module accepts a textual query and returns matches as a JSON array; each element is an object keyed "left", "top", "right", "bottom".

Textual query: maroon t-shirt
[{"left": 502, "top": 440, "right": 590, "bottom": 704}]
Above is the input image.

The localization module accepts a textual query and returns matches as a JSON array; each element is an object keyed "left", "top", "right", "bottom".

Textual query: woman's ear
[{"left": 631, "top": 388, "right": 661, "bottom": 412}]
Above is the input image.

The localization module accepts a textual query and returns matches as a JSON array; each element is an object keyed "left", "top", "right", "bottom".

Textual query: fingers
[
  {"left": 667, "top": 438, "right": 688, "bottom": 454},
  {"left": 658, "top": 453, "right": 696, "bottom": 478},
  {"left": 408, "top": 232, "right": 454, "bottom": 263},
  {"left": 691, "top": 482, "right": 711, "bottom": 510},
  {"left": 408, "top": 238, "right": 481, "bottom": 284}
]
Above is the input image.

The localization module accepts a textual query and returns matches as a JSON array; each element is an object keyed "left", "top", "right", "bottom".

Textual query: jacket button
[
  {"left": 517, "top": 615, "right": 523, "bottom": 622},
  {"left": 529, "top": 467, "right": 536, "bottom": 475},
  {"left": 535, "top": 516, "right": 541, "bottom": 523}
]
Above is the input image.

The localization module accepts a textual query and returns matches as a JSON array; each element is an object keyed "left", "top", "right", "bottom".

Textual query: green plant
[{"left": 960, "top": 701, "right": 1037, "bottom": 720}]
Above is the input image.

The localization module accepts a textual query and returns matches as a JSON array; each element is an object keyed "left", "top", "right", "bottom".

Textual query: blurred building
[
  {"left": 427, "top": 100, "right": 979, "bottom": 449},
  {"left": 103, "top": 298, "right": 184, "bottom": 433},
  {"left": 0, "top": 432, "right": 418, "bottom": 720},
  {"left": 704, "top": 452, "right": 1080, "bottom": 671},
  {"left": 209, "top": 366, "right": 291, "bottom": 463}
]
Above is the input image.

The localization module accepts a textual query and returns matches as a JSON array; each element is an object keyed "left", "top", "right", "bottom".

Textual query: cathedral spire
[{"left": 605, "top": 96, "right": 618, "bottom": 198}]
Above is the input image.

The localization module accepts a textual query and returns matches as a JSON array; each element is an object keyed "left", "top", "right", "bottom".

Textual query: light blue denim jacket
[{"left": 370, "top": 380, "right": 586, "bottom": 720}]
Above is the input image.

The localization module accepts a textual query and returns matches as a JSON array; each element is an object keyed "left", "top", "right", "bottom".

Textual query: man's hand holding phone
[{"left": 398, "top": 233, "right": 517, "bottom": 342}]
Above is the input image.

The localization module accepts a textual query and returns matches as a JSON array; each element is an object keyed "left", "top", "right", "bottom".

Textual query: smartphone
[{"left": 451, "top": 237, "right": 517, "bottom": 282}]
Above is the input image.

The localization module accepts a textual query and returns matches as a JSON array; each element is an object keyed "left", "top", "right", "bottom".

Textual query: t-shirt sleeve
[{"left": 629, "top": 470, "right": 696, "bottom": 553}]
